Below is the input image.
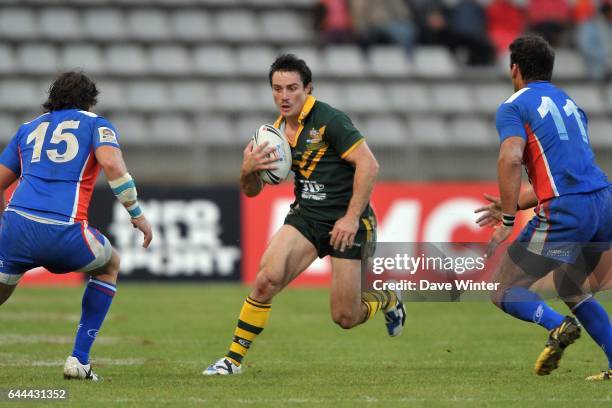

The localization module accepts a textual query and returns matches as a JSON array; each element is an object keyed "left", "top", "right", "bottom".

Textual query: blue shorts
[
  {"left": 516, "top": 186, "right": 611, "bottom": 263},
  {"left": 0, "top": 211, "right": 112, "bottom": 285}
]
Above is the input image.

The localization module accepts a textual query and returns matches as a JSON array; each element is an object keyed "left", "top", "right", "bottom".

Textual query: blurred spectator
[
  {"left": 487, "top": 0, "right": 525, "bottom": 57},
  {"left": 446, "top": 0, "right": 495, "bottom": 65},
  {"left": 573, "top": 0, "right": 608, "bottom": 80},
  {"left": 349, "top": 0, "right": 417, "bottom": 54},
  {"left": 314, "top": 0, "right": 355, "bottom": 45},
  {"left": 411, "top": 0, "right": 450, "bottom": 45},
  {"left": 526, "top": 0, "right": 571, "bottom": 46}
]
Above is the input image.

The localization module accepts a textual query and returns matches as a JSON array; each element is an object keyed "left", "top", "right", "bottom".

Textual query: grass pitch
[{"left": 1, "top": 284, "right": 611, "bottom": 407}]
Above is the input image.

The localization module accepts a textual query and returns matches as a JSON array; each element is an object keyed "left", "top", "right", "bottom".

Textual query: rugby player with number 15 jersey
[{"left": 0, "top": 72, "right": 153, "bottom": 381}]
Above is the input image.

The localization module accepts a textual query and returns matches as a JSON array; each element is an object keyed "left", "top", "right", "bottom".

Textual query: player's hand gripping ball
[{"left": 252, "top": 124, "right": 292, "bottom": 184}]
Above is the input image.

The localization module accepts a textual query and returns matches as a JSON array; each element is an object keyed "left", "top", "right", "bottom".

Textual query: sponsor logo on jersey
[
  {"left": 0, "top": 260, "right": 3, "bottom": 268},
  {"left": 300, "top": 180, "right": 326, "bottom": 201},
  {"left": 98, "top": 127, "right": 118, "bottom": 144}
]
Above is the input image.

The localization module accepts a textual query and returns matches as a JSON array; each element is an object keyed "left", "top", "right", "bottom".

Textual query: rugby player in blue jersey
[
  {"left": 475, "top": 35, "right": 611, "bottom": 380},
  {"left": 0, "top": 72, "right": 153, "bottom": 381}
]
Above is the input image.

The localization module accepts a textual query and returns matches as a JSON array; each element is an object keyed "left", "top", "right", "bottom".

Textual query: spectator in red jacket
[
  {"left": 314, "top": 0, "right": 355, "bottom": 45},
  {"left": 526, "top": 0, "right": 571, "bottom": 46},
  {"left": 487, "top": 0, "right": 525, "bottom": 58}
]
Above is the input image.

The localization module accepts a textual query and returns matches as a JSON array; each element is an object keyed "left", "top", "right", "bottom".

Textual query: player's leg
[
  {"left": 329, "top": 257, "right": 404, "bottom": 334},
  {"left": 0, "top": 212, "right": 33, "bottom": 306},
  {"left": 204, "top": 224, "right": 318, "bottom": 375},
  {"left": 329, "top": 257, "right": 364, "bottom": 329},
  {"left": 490, "top": 244, "right": 566, "bottom": 331},
  {"left": 327, "top": 216, "right": 405, "bottom": 335},
  {"left": 59, "top": 226, "right": 116, "bottom": 381},
  {"left": 0, "top": 283, "right": 17, "bottom": 306},
  {"left": 557, "top": 249, "right": 612, "bottom": 380}
]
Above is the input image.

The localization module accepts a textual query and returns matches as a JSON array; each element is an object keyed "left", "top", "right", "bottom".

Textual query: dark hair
[
  {"left": 268, "top": 54, "right": 313, "bottom": 88},
  {"left": 42, "top": 71, "right": 99, "bottom": 112},
  {"left": 509, "top": 35, "right": 555, "bottom": 82}
]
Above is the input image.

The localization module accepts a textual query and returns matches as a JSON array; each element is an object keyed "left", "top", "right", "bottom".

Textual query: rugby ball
[{"left": 252, "top": 124, "right": 292, "bottom": 185}]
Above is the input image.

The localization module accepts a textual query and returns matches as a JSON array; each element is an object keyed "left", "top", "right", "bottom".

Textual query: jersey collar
[{"left": 274, "top": 95, "right": 317, "bottom": 148}]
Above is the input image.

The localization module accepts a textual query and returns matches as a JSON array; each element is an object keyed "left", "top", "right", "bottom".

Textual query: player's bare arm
[
  {"left": 486, "top": 136, "right": 525, "bottom": 256},
  {"left": 239, "top": 140, "right": 277, "bottom": 197},
  {"left": 0, "top": 164, "right": 18, "bottom": 220},
  {"left": 329, "top": 141, "right": 379, "bottom": 252},
  {"left": 95, "top": 145, "right": 152, "bottom": 248}
]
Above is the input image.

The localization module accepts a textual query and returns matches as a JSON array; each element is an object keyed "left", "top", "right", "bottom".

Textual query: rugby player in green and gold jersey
[{"left": 204, "top": 54, "right": 405, "bottom": 376}]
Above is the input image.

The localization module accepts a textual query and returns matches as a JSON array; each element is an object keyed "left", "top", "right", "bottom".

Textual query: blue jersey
[
  {"left": 495, "top": 81, "right": 609, "bottom": 202},
  {"left": 0, "top": 109, "right": 120, "bottom": 223}
]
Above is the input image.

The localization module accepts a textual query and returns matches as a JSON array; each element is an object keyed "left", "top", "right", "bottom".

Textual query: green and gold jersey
[{"left": 274, "top": 95, "right": 374, "bottom": 224}]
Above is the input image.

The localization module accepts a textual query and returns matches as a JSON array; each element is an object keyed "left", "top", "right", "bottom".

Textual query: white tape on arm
[{"left": 108, "top": 173, "right": 143, "bottom": 218}]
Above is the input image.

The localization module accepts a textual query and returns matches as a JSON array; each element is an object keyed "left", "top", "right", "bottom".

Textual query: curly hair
[
  {"left": 42, "top": 71, "right": 99, "bottom": 112},
  {"left": 509, "top": 35, "right": 555, "bottom": 82},
  {"left": 268, "top": 54, "right": 313, "bottom": 89}
]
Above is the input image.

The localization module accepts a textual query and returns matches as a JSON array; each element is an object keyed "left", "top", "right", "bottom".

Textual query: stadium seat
[
  {"left": 0, "top": 44, "right": 16, "bottom": 74},
  {"left": 171, "top": 10, "right": 215, "bottom": 41},
  {"left": 236, "top": 46, "right": 277, "bottom": 76},
  {"left": 195, "top": 115, "right": 240, "bottom": 146},
  {"left": 61, "top": 44, "right": 105, "bottom": 75},
  {"left": 96, "top": 80, "right": 128, "bottom": 111},
  {"left": 149, "top": 45, "right": 192, "bottom": 75},
  {"left": 408, "top": 116, "right": 450, "bottom": 147},
  {"left": 39, "top": 8, "right": 82, "bottom": 40},
  {"left": 150, "top": 114, "right": 194, "bottom": 146},
  {"left": 17, "top": 44, "right": 59, "bottom": 74},
  {"left": 213, "top": 82, "right": 257, "bottom": 112},
  {"left": 0, "top": 80, "right": 44, "bottom": 110},
  {"left": 314, "top": 82, "right": 344, "bottom": 110},
  {"left": 323, "top": 46, "right": 367, "bottom": 77},
  {"left": 236, "top": 115, "right": 273, "bottom": 143},
  {"left": 69, "top": 0, "right": 116, "bottom": 4},
  {"left": 126, "top": 81, "right": 169, "bottom": 111},
  {"left": 342, "top": 84, "right": 388, "bottom": 114},
  {"left": 192, "top": 0, "right": 242, "bottom": 5},
  {"left": 214, "top": 11, "right": 261, "bottom": 42},
  {"left": 0, "top": 8, "right": 37, "bottom": 40},
  {"left": 243, "top": 0, "right": 286, "bottom": 5},
  {"left": 280, "top": 46, "right": 325, "bottom": 75},
  {"left": 413, "top": 47, "right": 457, "bottom": 78},
  {"left": 168, "top": 81, "right": 213, "bottom": 112},
  {"left": 554, "top": 49, "right": 586, "bottom": 79},
  {"left": 563, "top": 85, "right": 605, "bottom": 115},
  {"left": 106, "top": 113, "right": 150, "bottom": 145},
  {"left": 363, "top": 116, "right": 408, "bottom": 147},
  {"left": 386, "top": 83, "right": 432, "bottom": 113},
  {"left": 430, "top": 84, "right": 474, "bottom": 113},
  {"left": 448, "top": 117, "right": 496, "bottom": 148},
  {"left": 368, "top": 46, "right": 412, "bottom": 78},
  {"left": 0, "top": 114, "right": 17, "bottom": 143},
  {"left": 473, "top": 84, "right": 509, "bottom": 114},
  {"left": 193, "top": 46, "right": 237, "bottom": 76},
  {"left": 83, "top": 9, "right": 127, "bottom": 40},
  {"left": 127, "top": 9, "right": 171, "bottom": 41},
  {"left": 260, "top": 11, "right": 309, "bottom": 42},
  {"left": 106, "top": 45, "right": 148, "bottom": 75},
  {"left": 157, "top": 0, "right": 205, "bottom": 5},
  {"left": 586, "top": 118, "right": 612, "bottom": 148},
  {"left": 253, "top": 83, "right": 278, "bottom": 115}
]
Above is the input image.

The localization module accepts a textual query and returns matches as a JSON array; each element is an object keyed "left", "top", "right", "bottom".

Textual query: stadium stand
[{"left": 0, "top": 0, "right": 610, "bottom": 184}]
